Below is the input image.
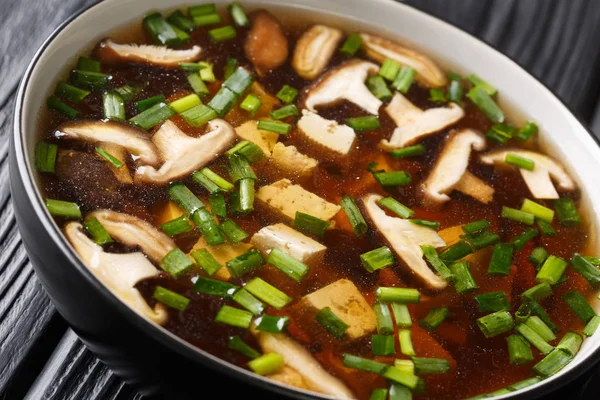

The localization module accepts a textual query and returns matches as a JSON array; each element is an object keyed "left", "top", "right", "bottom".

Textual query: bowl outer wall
[{"left": 10, "top": 0, "right": 600, "bottom": 399}]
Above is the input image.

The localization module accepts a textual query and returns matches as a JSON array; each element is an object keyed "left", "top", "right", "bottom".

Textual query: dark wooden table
[{"left": 1, "top": 1, "right": 600, "bottom": 399}]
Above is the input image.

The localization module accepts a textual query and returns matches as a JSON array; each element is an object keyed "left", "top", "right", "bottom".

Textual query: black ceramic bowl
[{"left": 10, "top": 0, "right": 600, "bottom": 399}]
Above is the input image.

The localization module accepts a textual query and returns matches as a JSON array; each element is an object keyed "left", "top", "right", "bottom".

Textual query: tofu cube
[
  {"left": 297, "top": 110, "right": 356, "bottom": 157},
  {"left": 251, "top": 223, "right": 326, "bottom": 265},
  {"left": 300, "top": 279, "right": 376, "bottom": 340},
  {"left": 270, "top": 143, "right": 318, "bottom": 181},
  {"left": 189, "top": 237, "right": 252, "bottom": 281},
  {"left": 235, "top": 120, "right": 279, "bottom": 156}
]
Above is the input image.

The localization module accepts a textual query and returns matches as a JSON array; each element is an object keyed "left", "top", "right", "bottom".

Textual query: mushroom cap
[
  {"left": 381, "top": 92, "right": 464, "bottom": 149},
  {"left": 304, "top": 60, "right": 382, "bottom": 115},
  {"left": 360, "top": 33, "right": 447, "bottom": 87},
  {"left": 58, "top": 120, "right": 160, "bottom": 166},
  {"left": 362, "top": 194, "right": 448, "bottom": 290},
  {"left": 97, "top": 39, "right": 202, "bottom": 67},
  {"left": 134, "top": 119, "right": 236, "bottom": 185},
  {"left": 292, "top": 25, "right": 343, "bottom": 80},
  {"left": 480, "top": 148, "right": 576, "bottom": 199},
  {"left": 64, "top": 222, "right": 168, "bottom": 324},
  {"left": 244, "top": 10, "right": 289, "bottom": 75},
  {"left": 421, "top": 129, "right": 490, "bottom": 205}
]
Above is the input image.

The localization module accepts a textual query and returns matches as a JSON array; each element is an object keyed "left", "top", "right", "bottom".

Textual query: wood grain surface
[{"left": 1, "top": 1, "right": 599, "bottom": 399}]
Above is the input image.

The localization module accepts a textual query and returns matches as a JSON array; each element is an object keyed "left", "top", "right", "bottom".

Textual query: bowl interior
[{"left": 15, "top": 0, "right": 600, "bottom": 398}]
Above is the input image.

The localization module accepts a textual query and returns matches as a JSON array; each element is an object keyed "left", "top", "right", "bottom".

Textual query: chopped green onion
[
  {"left": 77, "top": 56, "right": 100, "bottom": 72},
  {"left": 553, "top": 198, "right": 581, "bottom": 227},
  {"left": 180, "top": 62, "right": 204, "bottom": 73},
  {"left": 215, "top": 305, "right": 253, "bottom": 328},
  {"left": 209, "top": 193, "right": 227, "bottom": 218},
  {"left": 345, "top": 116, "right": 381, "bottom": 132},
  {"left": 563, "top": 290, "right": 596, "bottom": 323},
  {"left": 193, "top": 168, "right": 232, "bottom": 194},
  {"left": 229, "top": 2, "right": 249, "bottom": 27},
  {"left": 583, "top": 315, "right": 600, "bottom": 337},
  {"left": 474, "top": 292, "right": 510, "bottom": 312},
  {"left": 516, "top": 324, "right": 554, "bottom": 355},
  {"left": 374, "top": 302, "right": 394, "bottom": 334},
  {"left": 412, "top": 357, "right": 450, "bottom": 374},
  {"left": 447, "top": 71, "right": 462, "bottom": 81},
  {"left": 394, "top": 359, "right": 415, "bottom": 374},
  {"left": 228, "top": 153, "right": 256, "bottom": 182},
  {"left": 209, "top": 25, "right": 237, "bottom": 42},
  {"left": 508, "top": 377, "right": 542, "bottom": 391},
  {"left": 270, "top": 104, "right": 299, "bottom": 120},
  {"left": 240, "top": 94, "right": 262, "bottom": 115},
  {"left": 129, "top": 102, "right": 175, "bottom": 130},
  {"left": 276, "top": 85, "right": 298, "bottom": 104},
  {"left": 102, "top": 93, "right": 125, "bottom": 121},
  {"left": 167, "top": 183, "right": 205, "bottom": 215},
  {"left": 515, "top": 122, "right": 539, "bottom": 141},
  {"left": 525, "top": 316, "right": 556, "bottom": 342},
  {"left": 226, "top": 249, "right": 265, "bottom": 279},
  {"left": 467, "top": 86, "right": 504, "bottom": 123},
  {"left": 389, "top": 144, "right": 425, "bottom": 159},
  {"left": 55, "top": 81, "right": 90, "bottom": 103},
  {"left": 462, "top": 230, "right": 499, "bottom": 250},
  {"left": 223, "top": 58, "right": 238, "bottom": 79},
  {"left": 536, "top": 255, "right": 568, "bottom": 285},
  {"left": 467, "top": 74, "right": 497, "bottom": 95},
  {"left": 160, "top": 215, "right": 192, "bottom": 237},
  {"left": 136, "top": 95, "right": 165, "bottom": 112},
  {"left": 528, "top": 247, "right": 549, "bottom": 269},
  {"left": 448, "top": 80, "right": 463, "bottom": 103},
  {"left": 229, "top": 335, "right": 261, "bottom": 359},
  {"left": 193, "top": 13, "right": 222, "bottom": 27},
  {"left": 167, "top": 10, "right": 194, "bottom": 32},
  {"left": 439, "top": 240, "right": 473, "bottom": 263},
  {"left": 376, "top": 287, "right": 420, "bottom": 304},
  {"left": 169, "top": 93, "right": 201, "bottom": 113},
  {"left": 515, "top": 302, "right": 532, "bottom": 325},
  {"left": 192, "top": 208, "right": 225, "bottom": 245},
  {"left": 510, "top": 227, "right": 539, "bottom": 251},
  {"left": 255, "top": 315, "right": 290, "bottom": 333},
  {"left": 223, "top": 67, "right": 255, "bottom": 95},
  {"left": 389, "top": 383, "right": 412, "bottom": 400},
  {"left": 35, "top": 141, "right": 58, "bottom": 173},
  {"left": 208, "top": 87, "right": 238, "bottom": 117},
  {"left": 198, "top": 61, "right": 216, "bottom": 82},
  {"left": 585, "top": 256, "right": 600, "bottom": 266},
  {"left": 160, "top": 248, "right": 194, "bottom": 278},
  {"left": 248, "top": 353, "right": 284, "bottom": 376},
  {"left": 462, "top": 219, "right": 491, "bottom": 235},
  {"left": 537, "top": 219, "right": 556, "bottom": 237},
  {"left": 522, "top": 283, "right": 553, "bottom": 302},
  {"left": 506, "top": 153, "right": 535, "bottom": 171},
  {"left": 47, "top": 96, "right": 79, "bottom": 118},
  {"left": 392, "top": 66, "right": 416, "bottom": 94},
  {"left": 419, "top": 307, "right": 449, "bottom": 331},
  {"left": 429, "top": 88, "right": 447, "bottom": 103},
  {"left": 189, "top": 4, "right": 216, "bottom": 16},
  {"left": 381, "top": 367, "right": 420, "bottom": 390},
  {"left": 391, "top": 303, "right": 412, "bottom": 328},
  {"left": 530, "top": 301, "right": 559, "bottom": 333},
  {"left": 487, "top": 243, "right": 513, "bottom": 276},
  {"left": 506, "top": 334, "right": 534, "bottom": 365},
  {"left": 367, "top": 75, "right": 392, "bottom": 101},
  {"left": 477, "top": 310, "right": 514, "bottom": 338},
  {"left": 315, "top": 306, "right": 349, "bottom": 339},
  {"left": 556, "top": 332, "right": 583, "bottom": 355},
  {"left": 377, "top": 197, "right": 414, "bottom": 218},
  {"left": 70, "top": 70, "right": 110, "bottom": 90},
  {"left": 45, "top": 199, "right": 81, "bottom": 219},
  {"left": 143, "top": 12, "right": 180, "bottom": 45},
  {"left": 339, "top": 33, "right": 362, "bottom": 57},
  {"left": 486, "top": 123, "right": 515, "bottom": 144},
  {"left": 409, "top": 219, "right": 440, "bottom": 230},
  {"left": 227, "top": 141, "right": 266, "bottom": 164},
  {"left": 373, "top": 170, "right": 412, "bottom": 186},
  {"left": 342, "top": 354, "right": 387, "bottom": 374},
  {"left": 398, "top": 329, "right": 415, "bottom": 356},
  {"left": 501, "top": 206, "right": 534, "bottom": 225},
  {"left": 193, "top": 276, "right": 239, "bottom": 298},
  {"left": 372, "top": 334, "right": 396, "bottom": 356},
  {"left": 421, "top": 245, "right": 454, "bottom": 282},
  {"left": 369, "top": 388, "right": 388, "bottom": 400},
  {"left": 450, "top": 261, "right": 478, "bottom": 294},
  {"left": 521, "top": 199, "right": 554, "bottom": 223},
  {"left": 244, "top": 278, "right": 292, "bottom": 309},
  {"left": 219, "top": 219, "right": 248, "bottom": 243},
  {"left": 293, "top": 212, "right": 329, "bottom": 237},
  {"left": 340, "top": 195, "right": 368, "bottom": 236},
  {"left": 83, "top": 217, "right": 113, "bottom": 245},
  {"left": 256, "top": 120, "right": 291, "bottom": 135},
  {"left": 570, "top": 254, "right": 600, "bottom": 285},
  {"left": 112, "top": 83, "right": 143, "bottom": 104},
  {"left": 190, "top": 249, "right": 222, "bottom": 276},
  {"left": 238, "top": 178, "right": 255, "bottom": 213},
  {"left": 380, "top": 58, "right": 401, "bottom": 81},
  {"left": 267, "top": 248, "right": 309, "bottom": 282},
  {"left": 153, "top": 286, "right": 189, "bottom": 311},
  {"left": 181, "top": 104, "right": 217, "bottom": 127},
  {"left": 533, "top": 348, "right": 573, "bottom": 377}
]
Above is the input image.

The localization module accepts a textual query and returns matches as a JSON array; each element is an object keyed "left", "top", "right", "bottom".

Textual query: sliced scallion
[
  {"left": 367, "top": 75, "right": 393, "bottom": 101},
  {"left": 373, "top": 170, "right": 412, "bottom": 186},
  {"left": 256, "top": 120, "right": 291, "bottom": 135},
  {"left": 240, "top": 94, "right": 262, "bottom": 115},
  {"left": 487, "top": 243, "right": 513, "bottom": 276},
  {"left": 83, "top": 217, "right": 113, "bottom": 245},
  {"left": 521, "top": 199, "right": 554, "bottom": 223},
  {"left": 369, "top": 388, "right": 388, "bottom": 400},
  {"left": 450, "top": 261, "right": 478, "bottom": 294},
  {"left": 339, "top": 33, "right": 362, "bottom": 57},
  {"left": 70, "top": 70, "right": 111, "bottom": 90},
  {"left": 398, "top": 329, "right": 415, "bottom": 356},
  {"left": 467, "top": 74, "right": 496, "bottom": 95},
  {"left": 421, "top": 244, "right": 454, "bottom": 281},
  {"left": 229, "top": 2, "right": 249, "bottom": 27},
  {"left": 462, "top": 230, "right": 500, "bottom": 250},
  {"left": 510, "top": 227, "right": 539, "bottom": 251},
  {"left": 270, "top": 104, "right": 299, "bottom": 120},
  {"left": 192, "top": 208, "right": 225, "bottom": 245},
  {"left": 160, "top": 248, "right": 194, "bottom": 278},
  {"left": 374, "top": 302, "right": 394, "bottom": 334},
  {"left": 224, "top": 58, "right": 238, "bottom": 79},
  {"left": 486, "top": 123, "right": 515, "bottom": 144},
  {"left": 467, "top": 86, "right": 504, "bottom": 123},
  {"left": 208, "top": 87, "right": 238, "bottom": 117},
  {"left": 167, "top": 10, "right": 194, "bottom": 32},
  {"left": 229, "top": 335, "right": 260, "bottom": 359},
  {"left": 248, "top": 353, "right": 284, "bottom": 376},
  {"left": 419, "top": 307, "right": 449, "bottom": 331},
  {"left": 525, "top": 316, "right": 556, "bottom": 342},
  {"left": 267, "top": 248, "right": 309, "bottom": 282},
  {"left": 506, "top": 334, "right": 534, "bottom": 365},
  {"left": 255, "top": 315, "right": 290, "bottom": 333},
  {"left": 429, "top": 88, "right": 447, "bottom": 103},
  {"left": 340, "top": 195, "right": 368, "bottom": 236},
  {"left": 193, "top": 276, "right": 239, "bottom": 298},
  {"left": 409, "top": 219, "right": 440, "bottom": 230},
  {"left": 316, "top": 306, "right": 349, "bottom": 339},
  {"left": 536, "top": 255, "right": 568, "bottom": 285},
  {"left": 501, "top": 206, "right": 535, "bottom": 225},
  {"left": 516, "top": 323, "right": 554, "bottom": 355},
  {"left": 562, "top": 290, "right": 596, "bottom": 323},
  {"left": 474, "top": 291, "right": 510, "bottom": 312},
  {"left": 381, "top": 367, "right": 420, "bottom": 390},
  {"left": 215, "top": 305, "right": 253, "bottom": 328},
  {"left": 55, "top": 81, "right": 90, "bottom": 103},
  {"left": 380, "top": 58, "right": 401, "bottom": 81},
  {"left": 35, "top": 141, "right": 58, "bottom": 173},
  {"left": 226, "top": 249, "right": 265, "bottom": 279},
  {"left": 244, "top": 277, "right": 292, "bottom": 309},
  {"left": 160, "top": 215, "right": 192, "bottom": 237},
  {"left": 190, "top": 248, "right": 222, "bottom": 276},
  {"left": 506, "top": 153, "right": 535, "bottom": 171},
  {"left": 392, "top": 66, "right": 416, "bottom": 93},
  {"left": 532, "top": 348, "right": 573, "bottom": 378},
  {"left": 167, "top": 183, "right": 205, "bottom": 215},
  {"left": 439, "top": 240, "right": 473, "bottom": 263},
  {"left": 219, "top": 219, "right": 248, "bottom": 243},
  {"left": 153, "top": 286, "right": 190, "bottom": 311},
  {"left": 223, "top": 67, "right": 254, "bottom": 95},
  {"left": 129, "top": 102, "right": 175, "bottom": 130},
  {"left": 462, "top": 219, "right": 491, "bottom": 235},
  {"left": 209, "top": 25, "right": 237, "bottom": 42},
  {"left": 143, "top": 13, "right": 181, "bottom": 45},
  {"left": 448, "top": 80, "right": 463, "bottom": 103},
  {"left": 342, "top": 354, "right": 387, "bottom": 374},
  {"left": 389, "top": 144, "right": 425, "bottom": 159},
  {"left": 537, "top": 219, "right": 557, "bottom": 237},
  {"left": 412, "top": 357, "right": 450, "bottom": 374},
  {"left": 45, "top": 199, "right": 82, "bottom": 219},
  {"left": 102, "top": 93, "right": 125, "bottom": 121},
  {"left": 391, "top": 303, "right": 412, "bottom": 328},
  {"left": 77, "top": 56, "right": 100, "bottom": 72},
  {"left": 372, "top": 334, "right": 396, "bottom": 356},
  {"left": 553, "top": 198, "right": 581, "bottom": 227},
  {"left": 376, "top": 287, "right": 420, "bottom": 304},
  {"left": 239, "top": 178, "right": 255, "bottom": 213},
  {"left": 169, "top": 93, "right": 201, "bottom": 113},
  {"left": 293, "top": 212, "right": 329, "bottom": 237},
  {"left": 515, "top": 122, "right": 538, "bottom": 141},
  {"left": 136, "top": 95, "right": 165, "bottom": 112},
  {"left": 377, "top": 197, "right": 414, "bottom": 218},
  {"left": 569, "top": 254, "right": 600, "bottom": 285},
  {"left": 276, "top": 85, "right": 298, "bottom": 104},
  {"left": 477, "top": 310, "right": 514, "bottom": 338},
  {"left": 583, "top": 315, "right": 600, "bottom": 337},
  {"left": 47, "top": 96, "right": 79, "bottom": 118},
  {"left": 528, "top": 247, "right": 548, "bottom": 269},
  {"left": 522, "top": 282, "right": 553, "bottom": 302},
  {"left": 193, "top": 13, "right": 222, "bottom": 27},
  {"left": 345, "top": 115, "right": 381, "bottom": 132}
]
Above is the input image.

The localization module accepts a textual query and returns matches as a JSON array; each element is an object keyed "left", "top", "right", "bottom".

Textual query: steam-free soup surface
[{"left": 36, "top": 4, "right": 598, "bottom": 400}]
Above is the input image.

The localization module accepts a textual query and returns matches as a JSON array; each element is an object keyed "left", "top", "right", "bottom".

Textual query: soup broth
[{"left": 35, "top": 4, "right": 599, "bottom": 399}]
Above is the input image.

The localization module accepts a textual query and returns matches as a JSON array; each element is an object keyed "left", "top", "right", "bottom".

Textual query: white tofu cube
[
  {"left": 297, "top": 110, "right": 356, "bottom": 157},
  {"left": 270, "top": 143, "right": 318, "bottom": 180},
  {"left": 235, "top": 120, "right": 279, "bottom": 156},
  {"left": 251, "top": 223, "right": 326, "bottom": 265},
  {"left": 189, "top": 237, "right": 252, "bottom": 281}
]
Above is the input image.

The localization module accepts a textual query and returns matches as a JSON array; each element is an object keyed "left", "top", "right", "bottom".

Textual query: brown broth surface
[{"left": 37, "top": 9, "right": 595, "bottom": 400}]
